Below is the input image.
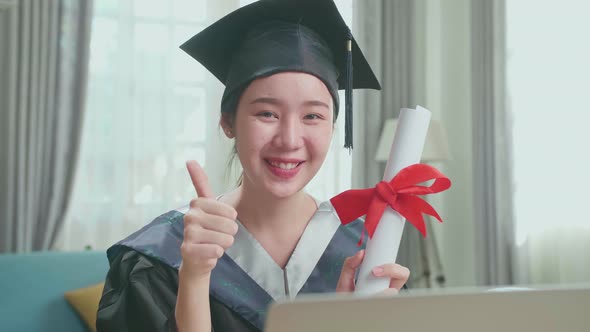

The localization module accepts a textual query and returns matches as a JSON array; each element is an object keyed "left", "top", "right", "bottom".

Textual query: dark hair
[
  {"left": 221, "top": 85, "right": 246, "bottom": 186},
  {"left": 221, "top": 84, "right": 246, "bottom": 119}
]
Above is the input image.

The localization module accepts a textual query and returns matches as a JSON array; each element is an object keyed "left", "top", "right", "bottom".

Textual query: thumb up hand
[{"left": 179, "top": 160, "right": 238, "bottom": 281}]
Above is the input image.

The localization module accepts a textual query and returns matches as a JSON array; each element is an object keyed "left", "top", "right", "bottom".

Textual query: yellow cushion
[{"left": 64, "top": 282, "right": 104, "bottom": 332}]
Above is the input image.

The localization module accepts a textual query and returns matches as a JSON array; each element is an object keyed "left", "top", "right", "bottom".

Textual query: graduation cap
[{"left": 180, "top": 0, "right": 381, "bottom": 149}]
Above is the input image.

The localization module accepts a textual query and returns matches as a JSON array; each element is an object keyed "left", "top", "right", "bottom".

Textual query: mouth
[
  {"left": 265, "top": 160, "right": 303, "bottom": 169},
  {"left": 264, "top": 158, "right": 305, "bottom": 179}
]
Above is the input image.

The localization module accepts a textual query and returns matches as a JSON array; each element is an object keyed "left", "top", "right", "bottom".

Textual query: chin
[
  {"left": 260, "top": 163, "right": 317, "bottom": 198},
  {"left": 263, "top": 182, "right": 306, "bottom": 199}
]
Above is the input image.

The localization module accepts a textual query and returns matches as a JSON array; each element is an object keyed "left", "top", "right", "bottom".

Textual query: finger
[
  {"left": 389, "top": 273, "right": 409, "bottom": 291},
  {"left": 197, "top": 214, "right": 239, "bottom": 235},
  {"left": 377, "top": 288, "right": 399, "bottom": 297},
  {"left": 186, "top": 160, "right": 214, "bottom": 198},
  {"left": 336, "top": 250, "right": 365, "bottom": 292},
  {"left": 181, "top": 243, "right": 224, "bottom": 260},
  {"left": 190, "top": 198, "right": 238, "bottom": 221},
  {"left": 180, "top": 243, "right": 222, "bottom": 273},
  {"left": 186, "top": 227, "right": 235, "bottom": 249},
  {"left": 372, "top": 264, "right": 410, "bottom": 290}
]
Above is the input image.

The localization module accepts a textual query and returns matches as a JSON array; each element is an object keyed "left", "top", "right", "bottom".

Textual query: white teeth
[{"left": 269, "top": 161, "right": 299, "bottom": 169}]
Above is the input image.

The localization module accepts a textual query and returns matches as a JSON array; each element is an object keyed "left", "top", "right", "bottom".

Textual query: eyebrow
[
  {"left": 303, "top": 100, "right": 330, "bottom": 109},
  {"left": 250, "top": 97, "right": 330, "bottom": 109},
  {"left": 250, "top": 97, "right": 283, "bottom": 106}
]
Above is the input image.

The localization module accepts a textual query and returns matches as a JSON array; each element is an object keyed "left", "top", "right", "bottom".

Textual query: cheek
[
  {"left": 308, "top": 125, "right": 334, "bottom": 155},
  {"left": 234, "top": 121, "right": 268, "bottom": 155}
]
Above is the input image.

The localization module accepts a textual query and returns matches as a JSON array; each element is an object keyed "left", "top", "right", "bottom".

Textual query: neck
[
  {"left": 221, "top": 179, "right": 319, "bottom": 269},
  {"left": 229, "top": 182, "right": 317, "bottom": 235}
]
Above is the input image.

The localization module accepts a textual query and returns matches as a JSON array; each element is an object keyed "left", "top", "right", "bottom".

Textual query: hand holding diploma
[
  {"left": 335, "top": 249, "right": 410, "bottom": 295},
  {"left": 331, "top": 106, "right": 452, "bottom": 295}
]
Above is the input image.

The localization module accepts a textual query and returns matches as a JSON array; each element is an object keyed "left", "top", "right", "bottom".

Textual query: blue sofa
[{"left": 0, "top": 251, "right": 109, "bottom": 332}]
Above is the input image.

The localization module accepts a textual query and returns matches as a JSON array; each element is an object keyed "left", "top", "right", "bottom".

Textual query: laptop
[{"left": 265, "top": 285, "right": 590, "bottom": 332}]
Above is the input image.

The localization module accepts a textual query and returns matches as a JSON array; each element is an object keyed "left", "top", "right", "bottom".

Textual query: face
[{"left": 223, "top": 72, "right": 334, "bottom": 199}]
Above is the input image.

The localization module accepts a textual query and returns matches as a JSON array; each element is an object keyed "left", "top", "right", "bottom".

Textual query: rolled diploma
[{"left": 354, "top": 106, "right": 432, "bottom": 295}]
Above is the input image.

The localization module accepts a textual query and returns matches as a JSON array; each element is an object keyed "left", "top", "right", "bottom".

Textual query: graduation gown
[{"left": 96, "top": 200, "right": 365, "bottom": 332}]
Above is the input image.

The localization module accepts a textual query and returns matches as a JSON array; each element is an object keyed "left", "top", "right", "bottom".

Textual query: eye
[
  {"left": 304, "top": 113, "right": 323, "bottom": 120},
  {"left": 257, "top": 111, "right": 277, "bottom": 119}
]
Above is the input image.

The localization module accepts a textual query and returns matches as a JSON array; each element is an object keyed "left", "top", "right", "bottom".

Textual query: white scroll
[{"left": 354, "top": 106, "right": 432, "bottom": 295}]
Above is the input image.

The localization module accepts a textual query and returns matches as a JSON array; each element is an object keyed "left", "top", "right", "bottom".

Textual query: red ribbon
[{"left": 330, "top": 164, "right": 451, "bottom": 242}]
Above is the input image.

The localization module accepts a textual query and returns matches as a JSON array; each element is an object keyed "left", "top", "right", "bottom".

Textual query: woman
[{"left": 97, "top": 0, "right": 409, "bottom": 331}]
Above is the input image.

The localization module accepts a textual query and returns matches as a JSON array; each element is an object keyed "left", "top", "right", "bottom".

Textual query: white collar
[{"left": 225, "top": 200, "right": 341, "bottom": 301}]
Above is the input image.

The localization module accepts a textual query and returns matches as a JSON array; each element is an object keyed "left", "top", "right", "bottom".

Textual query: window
[
  {"left": 507, "top": 0, "right": 590, "bottom": 283},
  {"left": 507, "top": 0, "right": 590, "bottom": 244},
  {"left": 57, "top": 0, "right": 354, "bottom": 250}
]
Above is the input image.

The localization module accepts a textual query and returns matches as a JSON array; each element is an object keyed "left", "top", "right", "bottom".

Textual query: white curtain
[
  {"left": 471, "top": 0, "right": 515, "bottom": 286},
  {"left": 352, "top": 0, "right": 431, "bottom": 288},
  {"left": 506, "top": 0, "right": 590, "bottom": 285},
  {"left": 0, "top": 0, "right": 93, "bottom": 253},
  {"left": 56, "top": 0, "right": 353, "bottom": 251}
]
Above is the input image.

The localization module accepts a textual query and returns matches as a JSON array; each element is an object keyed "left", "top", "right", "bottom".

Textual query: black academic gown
[{"left": 96, "top": 204, "right": 366, "bottom": 332}]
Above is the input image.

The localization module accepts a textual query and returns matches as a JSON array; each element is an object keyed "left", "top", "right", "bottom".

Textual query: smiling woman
[{"left": 94, "top": 1, "right": 409, "bottom": 331}]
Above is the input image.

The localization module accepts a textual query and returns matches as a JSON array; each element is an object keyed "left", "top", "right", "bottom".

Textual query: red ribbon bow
[{"left": 330, "top": 164, "right": 451, "bottom": 242}]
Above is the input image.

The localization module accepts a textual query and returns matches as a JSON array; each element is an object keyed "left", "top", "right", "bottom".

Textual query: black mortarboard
[{"left": 180, "top": 0, "right": 381, "bottom": 149}]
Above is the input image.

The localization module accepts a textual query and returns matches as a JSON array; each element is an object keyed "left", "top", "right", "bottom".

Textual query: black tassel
[{"left": 344, "top": 28, "right": 353, "bottom": 150}]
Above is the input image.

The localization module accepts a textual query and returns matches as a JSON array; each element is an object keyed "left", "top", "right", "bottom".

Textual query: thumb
[
  {"left": 336, "top": 250, "right": 365, "bottom": 292},
  {"left": 186, "top": 160, "right": 214, "bottom": 198}
]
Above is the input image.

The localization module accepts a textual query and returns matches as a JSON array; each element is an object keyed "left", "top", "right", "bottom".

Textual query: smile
[
  {"left": 267, "top": 160, "right": 300, "bottom": 169},
  {"left": 264, "top": 159, "right": 304, "bottom": 179}
]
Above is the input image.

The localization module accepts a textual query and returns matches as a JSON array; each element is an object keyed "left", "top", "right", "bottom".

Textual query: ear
[{"left": 220, "top": 113, "right": 235, "bottom": 139}]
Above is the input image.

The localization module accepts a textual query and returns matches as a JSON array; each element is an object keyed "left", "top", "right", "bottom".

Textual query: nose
[{"left": 273, "top": 115, "right": 304, "bottom": 150}]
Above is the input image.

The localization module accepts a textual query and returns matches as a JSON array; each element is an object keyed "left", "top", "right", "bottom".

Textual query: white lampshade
[{"left": 375, "top": 118, "right": 451, "bottom": 162}]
